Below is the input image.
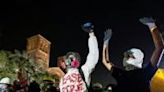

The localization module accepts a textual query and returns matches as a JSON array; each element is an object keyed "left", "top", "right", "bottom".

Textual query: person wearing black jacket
[{"left": 102, "top": 17, "right": 164, "bottom": 92}]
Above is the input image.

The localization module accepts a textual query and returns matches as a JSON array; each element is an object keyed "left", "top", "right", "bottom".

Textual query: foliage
[{"left": 0, "top": 50, "right": 56, "bottom": 85}]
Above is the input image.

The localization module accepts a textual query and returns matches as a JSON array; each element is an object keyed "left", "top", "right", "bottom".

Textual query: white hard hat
[
  {"left": 130, "top": 48, "right": 144, "bottom": 61},
  {"left": 0, "top": 77, "right": 10, "bottom": 84},
  {"left": 126, "top": 48, "right": 144, "bottom": 68}
]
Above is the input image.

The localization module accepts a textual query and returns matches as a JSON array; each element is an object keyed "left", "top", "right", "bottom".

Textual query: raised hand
[
  {"left": 139, "top": 17, "right": 156, "bottom": 29},
  {"left": 102, "top": 29, "right": 113, "bottom": 71},
  {"left": 81, "top": 22, "right": 94, "bottom": 33},
  {"left": 104, "top": 28, "right": 112, "bottom": 41}
]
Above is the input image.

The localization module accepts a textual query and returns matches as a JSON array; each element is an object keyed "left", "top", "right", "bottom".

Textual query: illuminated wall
[
  {"left": 26, "top": 34, "right": 51, "bottom": 69},
  {"left": 26, "top": 34, "right": 65, "bottom": 87}
]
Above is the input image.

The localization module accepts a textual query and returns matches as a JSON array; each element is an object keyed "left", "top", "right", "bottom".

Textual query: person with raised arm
[
  {"left": 102, "top": 17, "right": 164, "bottom": 92},
  {"left": 59, "top": 22, "right": 99, "bottom": 92}
]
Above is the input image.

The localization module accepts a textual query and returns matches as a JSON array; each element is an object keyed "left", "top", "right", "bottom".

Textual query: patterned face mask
[{"left": 123, "top": 48, "right": 144, "bottom": 71}]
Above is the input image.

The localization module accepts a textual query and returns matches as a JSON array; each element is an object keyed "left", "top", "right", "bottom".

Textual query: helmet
[
  {"left": 0, "top": 77, "right": 10, "bottom": 84},
  {"left": 123, "top": 48, "right": 144, "bottom": 70}
]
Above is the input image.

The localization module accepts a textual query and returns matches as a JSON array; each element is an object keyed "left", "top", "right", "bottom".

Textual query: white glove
[
  {"left": 139, "top": 17, "right": 156, "bottom": 30},
  {"left": 104, "top": 29, "right": 112, "bottom": 46}
]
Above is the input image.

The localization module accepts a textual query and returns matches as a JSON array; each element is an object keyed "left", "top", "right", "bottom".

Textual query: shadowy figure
[
  {"left": 28, "top": 81, "right": 40, "bottom": 92},
  {"left": 102, "top": 17, "right": 164, "bottom": 92}
]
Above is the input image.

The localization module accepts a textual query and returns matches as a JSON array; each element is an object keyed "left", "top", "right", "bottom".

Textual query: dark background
[{"left": 0, "top": 0, "right": 164, "bottom": 86}]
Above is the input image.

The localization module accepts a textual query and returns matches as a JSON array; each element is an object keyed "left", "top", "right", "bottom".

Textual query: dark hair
[{"left": 57, "top": 56, "right": 65, "bottom": 67}]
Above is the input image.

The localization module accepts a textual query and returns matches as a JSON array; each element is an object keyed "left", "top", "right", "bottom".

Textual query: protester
[
  {"left": 59, "top": 22, "right": 99, "bottom": 92},
  {"left": 102, "top": 17, "right": 164, "bottom": 92}
]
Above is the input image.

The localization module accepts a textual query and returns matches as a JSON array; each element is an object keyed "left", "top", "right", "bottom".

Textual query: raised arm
[
  {"left": 82, "top": 32, "right": 99, "bottom": 72},
  {"left": 102, "top": 29, "right": 113, "bottom": 71},
  {"left": 81, "top": 22, "right": 99, "bottom": 86},
  {"left": 140, "top": 17, "right": 164, "bottom": 67}
]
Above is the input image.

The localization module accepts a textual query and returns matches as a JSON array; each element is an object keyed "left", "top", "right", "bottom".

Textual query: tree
[
  {"left": 0, "top": 50, "right": 17, "bottom": 84},
  {"left": 0, "top": 50, "right": 56, "bottom": 86}
]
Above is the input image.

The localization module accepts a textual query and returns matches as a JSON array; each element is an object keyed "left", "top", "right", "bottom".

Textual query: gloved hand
[
  {"left": 104, "top": 29, "right": 112, "bottom": 46},
  {"left": 81, "top": 22, "right": 94, "bottom": 33},
  {"left": 139, "top": 17, "right": 156, "bottom": 29}
]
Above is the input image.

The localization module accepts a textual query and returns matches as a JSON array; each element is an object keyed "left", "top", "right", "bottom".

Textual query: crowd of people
[
  {"left": 58, "top": 17, "right": 164, "bottom": 92},
  {"left": 0, "top": 17, "right": 164, "bottom": 92}
]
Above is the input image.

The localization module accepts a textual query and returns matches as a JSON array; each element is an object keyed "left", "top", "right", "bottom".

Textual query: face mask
[
  {"left": 123, "top": 58, "right": 142, "bottom": 71},
  {"left": 71, "top": 59, "right": 80, "bottom": 68}
]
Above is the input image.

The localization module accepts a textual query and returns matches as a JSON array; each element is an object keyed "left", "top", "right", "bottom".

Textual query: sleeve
[
  {"left": 144, "top": 62, "right": 158, "bottom": 81},
  {"left": 81, "top": 33, "right": 99, "bottom": 86}
]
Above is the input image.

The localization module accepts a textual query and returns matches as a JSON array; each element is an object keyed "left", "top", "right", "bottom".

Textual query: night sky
[{"left": 0, "top": 0, "right": 164, "bottom": 86}]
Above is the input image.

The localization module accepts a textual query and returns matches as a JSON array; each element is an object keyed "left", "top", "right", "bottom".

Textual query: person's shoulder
[
  {"left": 112, "top": 65, "right": 124, "bottom": 71},
  {"left": 144, "top": 62, "right": 157, "bottom": 69},
  {"left": 111, "top": 65, "right": 125, "bottom": 77}
]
